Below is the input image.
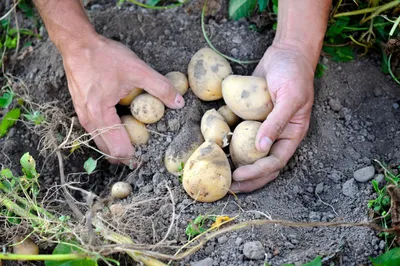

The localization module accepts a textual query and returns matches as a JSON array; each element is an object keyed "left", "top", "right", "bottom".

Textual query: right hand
[{"left": 62, "top": 34, "right": 185, "bottom": 166}]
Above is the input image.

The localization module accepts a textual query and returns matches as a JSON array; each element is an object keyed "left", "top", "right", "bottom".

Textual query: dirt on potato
[{"left": 1, "top": 1, "right": 400, "bottom": 266}]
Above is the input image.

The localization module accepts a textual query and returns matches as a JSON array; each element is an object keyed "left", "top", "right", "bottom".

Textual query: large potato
[
  {"left": 165, "top": 121, "right": 204, "bottom": 176},
  {"left": 130, "top": 93, "right": 165, "bottom": 124},
  {"left": 119, "top": 88, "right": 143, "bottom": 106},
  {"left": 200, "top": 109, "right": 231, "bottom": 148},
  {"left": 120, "top": 115, "right": 149, "bottom": 145},
  {"left": 222, "top": 75, "right": 273, "bottom": 121},
  {"left": 165, "top": 71, "right": 189, "bottom": 96},
  {"left": 182, "top": 140, "right": 231, "bottom": 202},
  {"left": 13, "top": 236, "right": 39, "bottom": 258},
  {"left": 230, "top": 121, "right": 268, "bottom": 167},
  {"left": 217, "top": 105, "right": 239, "bottom": 127},
  {"left": 188, "top": 48, "right": 232, "bottom": 101}
]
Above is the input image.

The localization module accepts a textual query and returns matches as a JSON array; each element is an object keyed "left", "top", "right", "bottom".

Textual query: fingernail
[
  {"left": 230, "top": 184, "right": 240, "bottom": 194},
  {"left": 259, "top": 137, "right": 273, "bottom": 152},
  {"left": 174, "top": 93, "right": 185, "bottom": 108}
]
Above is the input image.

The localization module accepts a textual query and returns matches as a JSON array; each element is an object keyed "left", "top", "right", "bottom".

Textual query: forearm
[
  {"left": 32, "top": 0, "right": 98, "bottom": 56},
  {"left": 274, "top": 0, "right": 332, "bottom": 68}
]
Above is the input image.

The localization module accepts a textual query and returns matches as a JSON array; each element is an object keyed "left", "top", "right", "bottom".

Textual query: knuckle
[
  {"left": 156, "top": 79, "right": 174, "bottom": 100},
  {"left": 86, "top": 103, "right": 102, "bottom": 118},
  {"left": 274, "top": 120, "right": 287, "bottom": 135}
]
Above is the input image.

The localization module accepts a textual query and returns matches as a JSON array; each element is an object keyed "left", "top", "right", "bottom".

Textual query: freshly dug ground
[{"left": 1, "top": 1, "right": 400, "bottom": 265}]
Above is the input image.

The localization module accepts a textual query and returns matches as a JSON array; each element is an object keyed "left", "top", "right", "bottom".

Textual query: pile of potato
[{"left": 117, "top": 47, "right": 274, "bottom": 203}]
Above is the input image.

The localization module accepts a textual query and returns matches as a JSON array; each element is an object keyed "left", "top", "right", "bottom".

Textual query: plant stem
[
  {"left": 126, "top": 0, "right": 187, "bottom": 10},
  {"left": 0, "top": 253, "right": 90, "bottom": 261},
  {"left": 361, "top": 0, "right": 400, "bottom": 23},
  {"left": 0, "top": 193, "right": 39, "bottom": 221},
  {"left": 388, "top": 54, "right": 400, "bottom": 85},
  {"left": 334, "top": 6, "right": 380, "bottom": 17},
  {"left": 389, "top": 15, "right": 400, "bottom": 36}
]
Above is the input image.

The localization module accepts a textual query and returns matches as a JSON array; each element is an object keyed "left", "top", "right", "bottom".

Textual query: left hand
[{"left": 230, "top": 43, "right": 315, "bottom": 193}]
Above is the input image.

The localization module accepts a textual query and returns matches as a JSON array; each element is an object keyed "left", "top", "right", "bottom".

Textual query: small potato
[
  {"left": 13, "top": 236, "right": 39, "bottom": 258},
  {"left": 130, "top": 93, "right": 165, "bottom": 124},
  {"left": 109, "top": 203, "right": 126, "bottom": 216},
  {"left": 120, "top": 115, "right": 149, "bottom": 145},
  {"left": 119, "top": 88, "right": 143, "bottom": 106},
  {"left": 182, "top": 140, "right": 231, "bottom": 202},
  {"left": 165, "top": 71, "right": 189, "bottom": 96},
  {"left": 188, "top": 48, "right": 232, "bottom": 101},
  {"left": 165, "top": 121, "right": 204, "bottom": 176},
  {"left": 230, "top": 121, "right": 268, "bottom": 167},
  {"left": 217, "top": 105, "right": 239, "bottom": 127},
  {"left": 111, "top": 182, "right": 132, "bottom": 199},
  {"left": 200, "top": 109, "right": 231, "bottom": 148},
  {"left": 222, "top": 75, "right": 273, "bottom": 121}
]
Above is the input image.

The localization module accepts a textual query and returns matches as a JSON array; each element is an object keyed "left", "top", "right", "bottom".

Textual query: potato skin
[
  {"left": 165, "top": 71, "right": 189, "bottom": 96},
  {"left": 230, "top": 121, "right": 268, "bottom": 167},
  {"left": 222, "top": 75, "right": 273, "bottom": 121},
  {"left": 111, "top": 182, "right": 132, "bottom": 199},
  {"left": 119, "top": 88, "right": 143, "bottom": 106},
  {"left": 200, "top": 109, "right": 231, "bottom": 148},
  {"left": 182, "top": 140, "right": 231, "bottom": 202},
  {"left": 217, "top": 105, "right": 239, "bottom": 127},
  {"left": 13, "top": 236, "right": 39, "bottom": 258},
  {"left": 120, "top": 115, "right": 149, "bottom": 145},
  {"left": 165, "top": 121, "right": 204, "bottom": 176},
  {"left": 130, "top": 93, "right": 165, "bottom": 124},
  {"left": 188, "top": 48, "right": 232, "bottom": 101}
]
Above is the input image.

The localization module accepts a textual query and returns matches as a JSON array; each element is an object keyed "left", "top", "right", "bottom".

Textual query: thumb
[
  {"left": 256, "top": 99, "right": 298, "bottom": 153},
  {"left": 129, "top": 61, "right": 185, "bottom": 109}
]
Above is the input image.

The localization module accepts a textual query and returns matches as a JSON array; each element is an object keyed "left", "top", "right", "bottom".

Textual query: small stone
[
  {"left": 231, "top": 48, "right": 239, "bottom": 57},
  {"left": 164, "top": 29, "right": 171, "bottom": 36},
  {"left": 374, "top": 174, "right": 384, "bottom": 183},
  {"left": 339, "top": 107, "right": 350, "bottom": 119},
  {"left": 167, "top": 118, "right": 180, "bottom": 131},
  {"left": 394, "top": 103, "right": 400, "bottom": 109},
  {"left": 192, "top": 257, "right": 213, "bottom": 266},
  {"left": 315, "top": 182, "right": 324, "bottom": 194},
  {"left": 235, "top": 237, "right": 243, "bottom": 246},
  {"left": 307, "top": 186, "right": 314, "bottom": 193},
  {"left": 322, "top": 57, "right": 329, "bottom": 64},
  {"left": 90, "top": 4, "right": 102, "bottom": 10},
  {"left": 353, "top": 166, "right": 375, "bottom": 182},
  {"left": 329, "top": 98, "right": 342, "bottom": 112},
  {"left": 379, "top": 240, "right": 386, "bottom": 250},
  {"left": 337, "top": 66, "right": 342, "bottom": 71},
  {"left": 232, "top": 36, "right": 242, "bottom": 44},
  {"left": 374, "top": 88, "right": 383, "bottom": 97},
  {"left": 243, "top": 241, "right": 265, "bottom": 260},
  {"left": 309, "top": 211, "right": 321, "bottom": 222},
  {"left": 218, "top": 235, "right": 228, "bottom": 244},
  {"left": 342, "top": 179, "right": 359, "bottom": 197},
  {"left": 329, "top": 172, "right": 342, "bottom": 183},
  {"left": 204, "top": 246, "right": 214, "bottom": 255}
]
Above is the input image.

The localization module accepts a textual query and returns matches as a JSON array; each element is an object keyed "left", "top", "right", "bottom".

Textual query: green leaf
[
  {"left": 302, "top": 256, "right": 322, "bottom": 266},
  {"left": 45, "top": 243, "right": 96, "bottom": 266},
  {"left": 1, "top": 169, "right": 14, "bottom": 179},
  {"left": 84, "top": 157, "right": 97, "bottom": 175},
  {"left": 146, "top": 0, "right": 161, "bottom": 6},
  {"left": 24, "top": 111, "right": 45, "bottom": 125},
  {"left": 315, "top": 63, "right": 327, "bottom": 78},
  {"left": 0, "top": 89, "right": 14, "bottom": 108},
  {"left": 0, "top": 108, "right": 20, "bottom": 138},
  {"left": 371, "top": 247, "right": 400, "bottom": 266},
  {"left": 272, "top": 0, "right": 278, "bottom": 13},
  {"left": 257, "top": 0, "right": 268, "bottom": 12},
  {"left": 20, "top": 152, "right": 38, "bottom": 179},
  {"left": 322, "top": 45, "right": 354, "bottom": 62},
  {"left": 326, "top": 17, "right": 350, "bottom": 38},
  {"left": 228, "top": 0, "right": 257, "bottom": 20},
  {"left": 5, "top": 37, "right": 17, "bottom": 49}
]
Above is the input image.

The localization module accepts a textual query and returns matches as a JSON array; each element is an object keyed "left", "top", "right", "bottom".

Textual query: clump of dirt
[{"left": 2, "top": 1, "right": 400, "bottom": 265}]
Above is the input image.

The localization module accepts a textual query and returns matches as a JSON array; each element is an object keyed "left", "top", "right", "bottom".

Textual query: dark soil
[{"left": 1, "top": 1, "right": 400, "bottom": 265}]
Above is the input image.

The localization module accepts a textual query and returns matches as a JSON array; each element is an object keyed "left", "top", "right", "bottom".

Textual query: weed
[{"left": 177, "top": 162, "right": 184, "bottom": 183}]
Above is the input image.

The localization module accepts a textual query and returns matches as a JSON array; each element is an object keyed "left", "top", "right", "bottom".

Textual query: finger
[
  {"left": 255, "top": 98, "right": 301, "bottom": 153},
  {"left": 129, "top": 61, "right": 185, "bottom": 109},
  {"left": 230, "top": 171, "right": 279, "bottom": 194},
  {"left": 252, "top": 62, "right": 266, "bottom": 78},
  {"left": 88, "top": 104, "right": 135, "bottom": 166}
]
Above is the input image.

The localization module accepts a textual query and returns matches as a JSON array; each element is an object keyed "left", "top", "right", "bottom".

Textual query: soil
[{"left": 1, "top": 1, "right": 400, "bottom": 266}]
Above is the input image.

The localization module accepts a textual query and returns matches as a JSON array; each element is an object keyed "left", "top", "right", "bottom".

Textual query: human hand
[
  {"left": 62, "top": 35, "right": 185, "bottom": 166},
  {"left": 230, "top": 43, "right": 315, "bottom": 193}
]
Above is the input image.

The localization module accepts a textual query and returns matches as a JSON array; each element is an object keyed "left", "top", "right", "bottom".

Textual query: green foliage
[
  {"left": 84, "top": 157, "right": 97, "bottom": 175},
  {"left": 45, "top": 243, "right": 97, "bottom": 266},
  {"left": 228, "top": 0, "right": 257, "bottom": 20},
  {"left": 146, "top": 0, "right": 161, "bottom": 6},
  {"left": 20, "top": 152, "right": 39, "bottom": 179},
  {"left": 370, "top": 247, "right": 400, "bottom": 266},
  {"left": 315, "top": 63, "right": 327, "bottom": 78},
  {"left": 257, "top": 0, "right": 268, "bottom": 12},
  {"left": 0, "top": 89, "right": 14, "bottom": 108},
  {"left": 0, "top": 108, "right": 20, "bottom": 138},
  {"left": 185, "top": 215, "right": 216, "bottom": 240},
  {"left": 18, "top": 0, "right": 35, "bottom": 18},
  {"left": 177, "top": 162, "right": 184, "bottom": 183},
  {"left": 24, "top": 110, "right": 45, "bottom": 125},
  {"left": 281, "top": 256, "right": 322, "bottom": 266}
]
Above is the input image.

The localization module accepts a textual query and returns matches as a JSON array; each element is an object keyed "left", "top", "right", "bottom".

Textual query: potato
[
  {"left": 182, "top": 140, "right": 231, "bottom": 202},
  {"left": 13, "top": 236, "right": 39, "bottom": 258},
  {"left": 119, "top": 88, "right": 143, "bottom": 106},
  {"left": 120, "top": 115, "right": 149, "bottom": 145},
  {"left": 200, "top": 109, "right": 231, "bottom": 148},
  {"left": 111, "top": 182, "right": 132, "bottom": 199},
  {"left": 188, "top": 48, "right": 232, "bottom": 101},
  {"left": 217, "top": 105, "right": 239, "bottom": 127},
  {"left": 109, "top": 203, "right": 126, "bottom": 216},
  {"left": 230, "top": 121, "right": 268, "bottom": 167},
  {"left": 165, "top": 71, "right": 189, "bottom": 96},
  {"left": 130, "top": 93, "right": 165, "bottom": 124},
  {"left": 222, "top": 75, "right": 273, "bottom": 121},
  {"left": 165, "top": 121, "right": 204, "bottom": 176}
]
